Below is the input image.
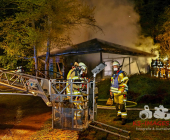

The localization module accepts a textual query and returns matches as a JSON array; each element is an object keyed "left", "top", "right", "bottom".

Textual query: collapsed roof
[{"left": 38, "top": 38, "right": 157, "bottom": 57}]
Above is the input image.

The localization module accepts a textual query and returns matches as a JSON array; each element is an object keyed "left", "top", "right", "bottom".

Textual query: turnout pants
[
  {"left": 114, "top": 94, "right": 127, "bottom": 119},
  {"left": 115, "top": 103, "right": 127, "bottom": 119}
]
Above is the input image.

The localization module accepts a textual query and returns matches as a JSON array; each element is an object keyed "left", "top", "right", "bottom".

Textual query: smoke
[
  {"left": 85, "top": 0, "right": 158, "bottom": 74},
  {"left": 87, "top": 0, "right": 140, "bottom": 46},
  {"left": 72, "top": 0, "right": 159, "bottom": 54},
  {"left": 135, "top": 36, "right": 159, "bottom": 53},
  {"left": 89, "top": 0, "right": 159, "bottom": 52},
  {"left": 58, "top": 0, "right": 159, "bottom": 74}
]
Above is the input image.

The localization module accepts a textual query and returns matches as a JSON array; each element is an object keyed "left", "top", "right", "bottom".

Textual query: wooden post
[
  {"left": 121, "top": 58, "right": 125, "bottom": 70},
  {"left": 136, "top": 60, "right": 141, "bottom": 74},
  {"left": 100, "top": 51, "right": 103, "bottom": 79},
  {"left": 129, "top": 57, "right": 131, "bottom": 75}
]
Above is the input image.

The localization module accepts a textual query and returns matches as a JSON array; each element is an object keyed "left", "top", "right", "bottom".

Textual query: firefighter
[
  {"left": 66, "top": 62, "right": 87, "bottom": 120},
  {"left": 66, "top": 62, "right": 87, "bottom": 95},
  {"left": 157, "top": 58, "right": 164, "bottom": 78},
  {"left": 165, "top": 59, "right": 170, "bottom": 78},
  {"left": 110, "top": 60, "right": 129, "bottom": 125},
  {"left": 151, "top": 59, "right": 158, "bottom": 77}
]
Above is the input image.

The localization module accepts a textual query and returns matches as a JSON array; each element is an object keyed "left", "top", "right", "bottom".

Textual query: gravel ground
[{"left": 1, "top": 111, "right": 79, "bottom": 140}]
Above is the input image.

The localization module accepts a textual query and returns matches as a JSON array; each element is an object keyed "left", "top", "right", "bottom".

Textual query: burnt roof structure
[{"left": 38, "top": 38, "right": 156, "bottom": 57}]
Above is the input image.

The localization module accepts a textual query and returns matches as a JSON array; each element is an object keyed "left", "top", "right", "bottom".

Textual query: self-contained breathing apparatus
[{"left": 66, "top": 62, "right": 88, "bottom": 124}]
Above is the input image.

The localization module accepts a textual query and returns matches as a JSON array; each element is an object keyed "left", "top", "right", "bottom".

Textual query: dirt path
[
  {"left": 1, "top": 112, "right": 52, "bottom": 140},
  {"left": 1, "top": 111, "right": 79, "bottom": 140},
  {"left": 0, "top": 90, "right": 79, "bottom": 140}
]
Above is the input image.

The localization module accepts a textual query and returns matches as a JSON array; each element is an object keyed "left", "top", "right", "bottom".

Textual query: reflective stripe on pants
[{"left": 115, "top": 103, "right": 127, "bottom": 119}]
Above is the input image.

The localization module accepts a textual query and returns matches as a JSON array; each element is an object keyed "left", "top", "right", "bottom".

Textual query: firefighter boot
[
  {"left": 121, "top": 118, "right": 127, "bottom": 125},
  {"left": 113, "top": 115, "right": 121, "bottom": 121},
  {"left": 113, "top": 104, "right": 121, "bottom": 121}
]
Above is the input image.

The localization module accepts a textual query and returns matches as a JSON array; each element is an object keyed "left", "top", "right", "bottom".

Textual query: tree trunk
[
  {"left": 32, "top": 20, "right": 38, "bottom": 77},
  {"left": 34, "top": 45, "right": 38, "bottom": 77},
  {"left": 45, "top": 39, "right": 50, "bottom": 78},
  {"left": 45, "top": 16, "right": 51, "bottom": 79}
]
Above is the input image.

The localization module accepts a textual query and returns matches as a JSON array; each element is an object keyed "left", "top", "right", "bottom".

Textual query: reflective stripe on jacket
[{"left": 110, "top": 70, "right": 129, "bottom": 93}]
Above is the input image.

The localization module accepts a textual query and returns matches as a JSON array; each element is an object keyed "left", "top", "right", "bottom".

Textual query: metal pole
[
  {"left": 59, "top": 80, "right": 60, "bottom": 91},
  {"left": 100, "top": 51, "right": 103, "bottom": 79},
  {"left": 49, "top": 79, "right": 51, "bottom": 95},
  {"left": 122, "top": 58, "right": 125, "bottom": 68},
  {"left": 87, "top": 82, "right": 89, "bottom": 105},
  {"left": 62, "top": 107, "right": 63, "bottom": 129},
  {"left": 0, "top": 93, "right": 34, "bottom": 96},
  {"left": 70, "top": 79, "right": 72, "bottom": 102},
  {"left": 93, "top": 120, "right": 130, "bottom": 133},
  {"left": 136, "top": 60, "right": 141, "bottom": 74},
  {"left": 72, "top": 108, "right": 74, "bottom": 129},
  {"left": 52, "top": 105, "right": 54, "bottom": 129},
  {"left": 93, "top": 73, "right": 96, "bottom": 121},
  {"left": 129, "top": 57, "right": 131, "bottom": 75},
  {"left": 89, "top": 125, "right": 130, "bottom": 139}
]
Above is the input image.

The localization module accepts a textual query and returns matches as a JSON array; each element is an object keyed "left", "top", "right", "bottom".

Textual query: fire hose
[{"left": 97, "top": 99, "right": 137, "bottom": 108}]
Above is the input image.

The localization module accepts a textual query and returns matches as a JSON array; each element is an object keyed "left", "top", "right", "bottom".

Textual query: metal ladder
[
  {"left": 0, "top": 67, "right": 131, "bottom": 139},
  {"left": 0, "top": 69, "right": 52, "bottom": 106},
  {"left": 89, "top": 121, "right": 131, "bottom": 139}
]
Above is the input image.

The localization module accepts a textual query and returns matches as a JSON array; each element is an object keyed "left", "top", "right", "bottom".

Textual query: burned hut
[{"left": 38, "top": 38, "right": 156, "bottom": 80}]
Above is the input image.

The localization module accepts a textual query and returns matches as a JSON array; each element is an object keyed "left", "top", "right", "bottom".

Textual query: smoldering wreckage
[{"left": 1, "top": 38, "right": 161, "bottom": 139}]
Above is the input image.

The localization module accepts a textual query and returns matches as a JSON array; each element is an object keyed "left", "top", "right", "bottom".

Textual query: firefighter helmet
[
  {"left": 112, "top": 61, "right": 120, "bottom": 67},
  {"left": 79, "top": 62, "right": 87, "bottom": 70},
  {"left": 74, "top": 62, "right": 79, "bottom": 66}
]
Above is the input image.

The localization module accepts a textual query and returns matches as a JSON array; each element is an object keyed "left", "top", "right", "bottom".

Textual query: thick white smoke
[
  {"left": 46, "top": 0, "right": 159, "bottom": 75},
  {"left": 90, "top": 0, "right": 158, "bottom": 52},
  {"left": 53, "top": 0, "right": 159, "bottom": 56},
  {"left": 71, "top": 0, "right": 159, "bottom": 74},
  {"left": 87, "top": 0, "right": 140, "bottom": 46}
]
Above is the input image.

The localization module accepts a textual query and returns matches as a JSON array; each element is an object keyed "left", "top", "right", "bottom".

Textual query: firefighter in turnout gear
[
  {"left": 151, "top": 59, "right": 158, "bottom": 77},
  {"left": 66, "top": 62, "right": 87, "bottom": 120},
  {"left": 66, "top": 62, "right": 87, "bottom": 95},
  {"left": 110, "top": 61, "right": 129, "bottom": 125},
  {"left": 165, "top": 59, "right": 170, "bottom": 78},
  {"left": 157, "top": 58, "right": 164, "bottom": 78}
]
